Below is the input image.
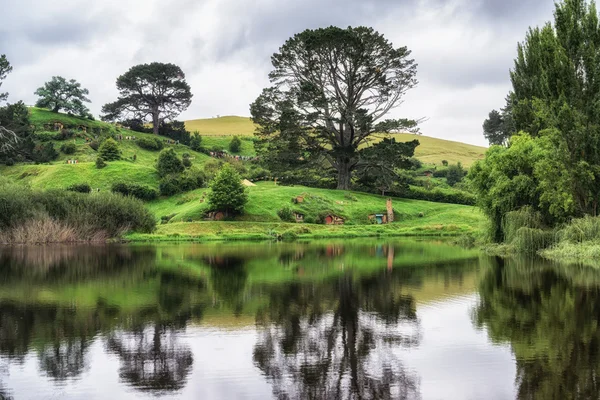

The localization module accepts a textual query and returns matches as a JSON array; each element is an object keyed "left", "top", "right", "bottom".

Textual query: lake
[{"left": 0, "top": 240, "right": 595, "bottom": 399}]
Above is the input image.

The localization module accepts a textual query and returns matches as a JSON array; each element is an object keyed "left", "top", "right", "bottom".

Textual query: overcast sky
[{"left": 0, "top": 0, "right": 554, "bottom": 146}]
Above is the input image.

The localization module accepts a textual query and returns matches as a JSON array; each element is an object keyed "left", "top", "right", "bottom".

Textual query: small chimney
[{"left": 387, "top": 198, "right": 394, "bottom": 223}]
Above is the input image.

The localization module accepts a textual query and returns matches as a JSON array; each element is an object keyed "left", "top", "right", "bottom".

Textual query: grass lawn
[{"left": 136, "top": 181, "right": 484, "bottom": 241}]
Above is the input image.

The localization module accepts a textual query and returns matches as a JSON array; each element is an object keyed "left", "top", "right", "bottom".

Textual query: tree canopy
[
  {"left": 34, "top": 76, "right": 92, "bottom": 117},
  {"left": 471, "top": 0, "right": 600, "bottom": 241},
  {"left": 208, "top": 164, "right": 248, "bottom": 215},
  {"left": 251, "top": 26, "right": 419, "bottom": 190},
  {"left": 101, "top": 63, "right": 192, "bottom": 135},
  {"left": 0, "top": 54, "right": 12, "bottom": 103}
]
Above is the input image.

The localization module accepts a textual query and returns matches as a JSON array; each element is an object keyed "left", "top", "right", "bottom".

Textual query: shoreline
[{"left": 123, "top": 221, "right": 478, "bottom": 243}]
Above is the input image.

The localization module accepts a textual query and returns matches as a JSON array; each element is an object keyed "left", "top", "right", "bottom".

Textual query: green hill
[
  {"left": 0, "top": 108, "right": 484, "bottom": 239},
  {"left": 185, "top": 116, "right": 487, "bottom": 166},
  {"left": 0, "top": 108, "right": 211, "bottom": 190}
]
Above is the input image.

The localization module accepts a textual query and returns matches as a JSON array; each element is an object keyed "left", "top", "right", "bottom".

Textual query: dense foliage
[
  {"left": 98, "top": 138, "right": 121, "bottom": 161},
  {"left": 251, "top": 26, "right": 419, "bottom": 190},
  {"left": 0, "top": 54, "right": 11, "bottom": 103},
  {"left": 0, "top": 101, "right": 35, "bottom": 165},
  {"left": 66, "top": 183, "right": 92, "bottom": 194},
  {"left": 156, "top": 148, "right": 184, "bottom": 177},
  {"left": 137, "top": 137, "right": 164, "bottom": 151},
  {"left": 229, "top": 136, "right": 242, "bottom": 153},
  {"left": 472, "top": 0, "right": 600, "bottom": 242},
  {"left": 208, "top": 164, "right": 248, "bottom": 214},
  {"left": 34, "top": 76, "right": 92, "bottom": 118},
  {"left": 101, "top": 63, "right": 192, "bottom": 135},
  {"left": 111, "top": 182, "right": 159, "bottom": 201},
  {"left": 0, "top": 181, "right": 155, "bottom": 238}
]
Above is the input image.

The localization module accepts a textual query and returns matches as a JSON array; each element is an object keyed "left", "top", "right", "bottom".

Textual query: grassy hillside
[
  {"left": 137, "top": 181, "right": 484, "bottom": 240},
  {"left": 0, "top": 108, "right": 211, "bottom": 190},
  {"left": 185, "top": 116, "right": 257, "bottom": 136},
  {"left": 185, "top": 116, "right": 487, "bottom": 166}
]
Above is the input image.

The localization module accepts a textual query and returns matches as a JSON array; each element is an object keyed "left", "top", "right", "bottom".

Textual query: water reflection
[
  {"left": 2, "top": 242, "right": 595, "bottom": 398},
  {"left": 106, "top": 325, "right": 193, "bottom": 393},
  {"left": 475, "top": 257, "right": 600, "bottom": 400},
  {"left": 253, "top": 273, "right": 420, "bottom": 399}
]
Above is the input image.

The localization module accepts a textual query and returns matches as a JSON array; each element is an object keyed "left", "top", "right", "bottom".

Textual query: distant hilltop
[{"left": 184, "top": 116, "right": 487, "bottom": 167}]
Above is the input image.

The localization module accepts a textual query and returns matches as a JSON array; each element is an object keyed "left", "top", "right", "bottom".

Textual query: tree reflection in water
[
  {"left": 253, "top": 273, "right": 421, "bottom": 400},
  {"left": 106, "top": 324, "right": 193, "bottom": 394},
  {"left": 475, "top": 257, "right": 600, "bottom": 400}
]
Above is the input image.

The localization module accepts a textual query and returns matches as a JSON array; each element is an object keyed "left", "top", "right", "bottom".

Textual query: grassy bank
[
  {"left": 0, "top": 180, "right": 155, "bottom": 244},
  {"left": 125, "top": 220, "right": 478, "bottom": 242},
  {"left": 481, "top": 211, "right": 600, "bottom": 267}
]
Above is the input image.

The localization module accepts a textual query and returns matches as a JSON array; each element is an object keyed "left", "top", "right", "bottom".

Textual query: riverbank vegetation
[
  {"left": 0, "top": 179, "right": 155, "bottom": 244},
  {"left": 472, "top": 0, "right": 600, "bottom": 264}
]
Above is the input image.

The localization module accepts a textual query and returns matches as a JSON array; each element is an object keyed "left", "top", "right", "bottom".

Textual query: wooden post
[{"left": 387, "top": 198, "right": 394, "bottom": 223}]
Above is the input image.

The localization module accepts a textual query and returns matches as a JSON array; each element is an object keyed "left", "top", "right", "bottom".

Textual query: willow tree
[
  {"left": 101, "top": 63, "right": 192, "bottom": 135},
  {"left": 251, "top": 26, "right": 419, "bottom": 190}
]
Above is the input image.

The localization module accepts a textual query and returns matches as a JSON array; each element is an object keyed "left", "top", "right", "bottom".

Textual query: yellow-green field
[{"left": 185, "top": 116, "right": 487, "bottom": 166}]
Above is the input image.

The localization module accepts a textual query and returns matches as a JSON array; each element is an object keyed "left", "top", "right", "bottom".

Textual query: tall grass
[{"left": 0, "top": 181, "right": 155, "bottom": 244}]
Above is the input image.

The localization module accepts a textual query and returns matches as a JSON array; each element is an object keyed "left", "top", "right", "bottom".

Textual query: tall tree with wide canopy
[
  {"left": 101, "top": 63, "right": 192, "bottom": 135},
  {"left": 34, "top": 76, "right": 92, "bottom": 117},
  {"left": 251, "top": 26, "right": 419, "bottom": 190}
]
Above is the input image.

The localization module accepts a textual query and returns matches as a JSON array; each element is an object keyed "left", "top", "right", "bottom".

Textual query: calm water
[{"left": 0, "top": 240, "right": 596, "bottom": 399}]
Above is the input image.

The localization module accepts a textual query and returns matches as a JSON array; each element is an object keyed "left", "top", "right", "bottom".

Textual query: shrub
[
  {"left": 158, "top": 120, "right": 191, "bottom": 145},
  {"left": 98, "top": 138, "right": 121, "bottom": 161},
  {"left": 190, "top": 132, "right": 203, "bottom": 152},
  {"left": 159, "top": 175, "right": 182, "bottom": 196},
  {"left": 0, "top": 182, "right": 155, "bottom": 240},
  {"left": 4, "top": 158, "right": 14, "bottom": 166},
  {"left": 182, "top": 155, "right": 192, "bottom": 168},
  {"left": 33, "top": 142, "right": 58, "bottom": 163},
  {"left": 60, "top": 142, "right": 77, "bottom": 155},
  {"left": 398, "top": 186, "right": 476, "bottom": 206},
  {"left": 433, "top": 168, "right": 448, "bottom": 178},
  {"left": 229, "top": 136, "right": 242, "bottom": 153},
  {"left": 58, "top": 129, "right": 75, "bottom": 140},
  {"left": 137, "top": 136, "right": 164, "bottom": 151},
  {"left": 183, "top": 167, "right": 206, "bottom": 189},
  {"left": 96, "top": 157, "right": 107, "bottom": 169},
  {"left": 281, "top": 230, "right": 298, "bottom": 241},
  {"left": 277, "top": 206, "right": 296, "bottom": 222},
  {"left": 89, "top": 140, "right": 100, "bottom": 151},
  {"left": 446, "top": 162, "right": 465, "bottom": 187},
  {"left": 111, "top": 182, "right": 158, "bottom": 201},
  {"left": 442, "top": 160, "right": 448, "bottom": 166},
  {"left": 208, "top": 164, "right": 248, "bottom": 214},
  {"left": 66, "top": 183, "right": 92, "bottom": 193},
  {"left": 157, "top": 148, "right": 184, "bottom": 177}
]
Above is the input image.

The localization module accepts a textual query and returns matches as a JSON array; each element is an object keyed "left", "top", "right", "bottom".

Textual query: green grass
[
  {"left": 184, "top": 116, "right": 487, "bottom": 166},
  {"left": 0, "top": 108, "right": 211, "bottom": 190},
  {"left": 135, "top": 181, "right": 484, "bottom": 240}
]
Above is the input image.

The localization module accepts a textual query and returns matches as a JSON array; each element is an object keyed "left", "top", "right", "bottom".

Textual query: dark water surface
[{"left": 0, "top": 240, "right": 595, "bottom": 399}]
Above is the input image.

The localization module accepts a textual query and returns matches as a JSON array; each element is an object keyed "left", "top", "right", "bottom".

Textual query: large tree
[
  {"left": 0, "top": 54, "right": 12, "bottom": 103},
  {"left": 34, "top": 76, "right": 91, "bottom": 117},
  {"left": 101, "top": 63, "right": 192, "bottom": 135},
  {"left": 472, "top": 0, "right": 600, "bottom": 239},
  {"left": 251, "top": 26, "right": 419, "bottom": 190},
  {"left": 0, "top": 102, "right": 35, "bottom": 164}
]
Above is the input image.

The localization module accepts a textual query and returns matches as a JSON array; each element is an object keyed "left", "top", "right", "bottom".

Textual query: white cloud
[{"left": 0, "top": 0, "right": 554, "bottom": 146}]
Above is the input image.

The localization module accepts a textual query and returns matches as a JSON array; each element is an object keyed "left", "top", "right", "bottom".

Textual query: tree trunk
[
  {"left": 52, "top": 105, "right": 60, "bottom": 113},
  {"left": 152, "top": 111, "right": 160, "bottom": 135},
  {"left": 336, "top": 160, "right": 352, "bottom": 190}
]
